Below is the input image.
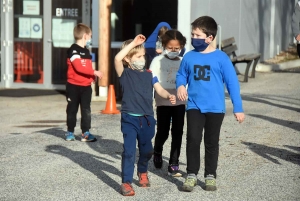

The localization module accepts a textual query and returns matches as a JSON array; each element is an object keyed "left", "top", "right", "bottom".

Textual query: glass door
[
  {"left": 50, "top": 0, "right": 81, "bottom": 85},
  {"left": 7, "top": 0, "right": 90, "bottom": 89},
  {"left": 0, "top": 2, "right": 2, "bottom": 87},
  {"left": 13, "top": 0, "right": 44, "bottom": 84}
]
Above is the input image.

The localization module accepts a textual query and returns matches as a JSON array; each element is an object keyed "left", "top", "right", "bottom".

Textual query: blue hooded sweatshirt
[{"left": 144, "top": 22, "right": 171, "bottom": 69}]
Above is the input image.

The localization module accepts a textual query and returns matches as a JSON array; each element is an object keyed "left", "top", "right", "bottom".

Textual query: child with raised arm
[
  {"left": 176, "top": 16, "right": 245, "bottom": 192},
  {"left": 114, "top": 34, "right": 176, "bottom": 196},
  {"left": 65, "top": 23, "right": 103, "bottom": 142}
]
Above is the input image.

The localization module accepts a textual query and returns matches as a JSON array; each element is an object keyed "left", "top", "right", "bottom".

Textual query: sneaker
[
  {"left": 81, "top": 131, "right": 97, "bottom": 142},
  {"left": 120, "top": 183, "right": 135, "bottom": 196},
  {"left": 137, "top": 172, "right": 150, "bottom": 187},
  {"left": 182, "top": 174, "right": 197, "bottom": 192},
  {"left": 153, "top": 152, "right": 162, "bottom": 169},
  {"left": 168, "top": 164, "right": 182, "bottom": 177},
  {"left": 65, "top": 131, "right": 75, "bottom": 141},
  {"left": 205, "top": 174, "right": 217, "bottom": 191}
]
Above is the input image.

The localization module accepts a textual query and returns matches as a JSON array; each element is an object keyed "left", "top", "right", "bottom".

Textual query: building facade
[{"left": 0, "top": 0, "right": 296, "bottom": 91}]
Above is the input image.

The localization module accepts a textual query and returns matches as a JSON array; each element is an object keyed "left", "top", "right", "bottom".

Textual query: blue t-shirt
[
  {"left": 176, "top": 49, "right": 243, "bottom": 113},
  {"left": 119, "top": 68, "right": 154, "bottom": 116}
]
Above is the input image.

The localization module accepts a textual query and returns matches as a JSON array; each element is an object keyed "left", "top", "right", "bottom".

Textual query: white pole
[{"left": 177, "top": 0, "right": 192, "bottom": 52}]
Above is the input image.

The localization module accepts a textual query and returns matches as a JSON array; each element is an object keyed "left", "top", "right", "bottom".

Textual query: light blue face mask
[
  {"left": 131, "top": 60, "right": 145, "bottom": 70},
  {"left": 165, "top": 50, "right": 180, "bottom": 59},
  {"left": 86, "top": 39, "right": 92, "bottom": 47}
]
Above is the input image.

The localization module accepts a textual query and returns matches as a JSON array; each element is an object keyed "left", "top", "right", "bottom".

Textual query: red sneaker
[
  {"left": 120, "top": 183, "right": 135, "bottom": 196},
  {"left": 138, "top": 172, "right": 150, "bottom": 187}
]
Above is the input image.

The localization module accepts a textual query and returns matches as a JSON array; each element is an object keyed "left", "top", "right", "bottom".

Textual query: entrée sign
[{"left": 56, "top": 8, "right": 78, "bottom": 17}]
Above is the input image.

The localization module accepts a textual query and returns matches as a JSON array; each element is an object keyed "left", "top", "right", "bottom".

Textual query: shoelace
[
  {"left": 170, "top": 165, "right": 179, "bottom": 171},
  {"left": 83, "top": 132, "right": 90, "bottom": 138},
  {"left": 123, "top": 183, "right": 133, "bottom": 191},
  {"left": 139, "top": 173, "right": 148, "bottom": 181},
  {"left": 186, "top": 177, "right": 196, "bottom": 184}
]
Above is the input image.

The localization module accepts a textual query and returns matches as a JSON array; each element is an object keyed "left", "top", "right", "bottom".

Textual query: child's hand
[
  {"left": 156, "top": 49, "right": 163, "bottom": 54},
  {"left": 94, "top": 70, "right": 103, "bottom": 79},
  {"left": 234, "top": 113, "right": 245, "bottom": 123},
  {"left": 177, "top": 85, "right": 187, "bottom": 101},
  {"left": 168, "top": 94, "right": 176, "bottom": 104},
  {"left": 133, "top": 34, "right": 146, "bottom": 46}
]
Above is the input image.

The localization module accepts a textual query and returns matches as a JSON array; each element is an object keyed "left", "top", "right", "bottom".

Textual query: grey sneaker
[
  {"left": 182, "top": 174, "right": 197, "bottom": 192},
  {"left": 205, "top": 174, "right": 217, "bottom": 191}
]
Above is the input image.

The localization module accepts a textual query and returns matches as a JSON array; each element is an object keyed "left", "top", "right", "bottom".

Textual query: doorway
[{"left": 1, "top": 0, "right": 90, "bottom": 89}]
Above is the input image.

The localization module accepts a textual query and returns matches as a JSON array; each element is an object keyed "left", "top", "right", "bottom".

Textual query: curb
[{"left": 255, "top": 59, "right": 300, "bottom": 72}]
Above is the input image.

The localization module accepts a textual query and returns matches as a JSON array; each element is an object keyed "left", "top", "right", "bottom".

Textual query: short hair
[
  {"left": 191, "top": 16, "right": 217, "bottom": 40},
  {"left": 158, "top": 26, "right": 169, "bottom": 37},
  {"left": 161, "top": 30, "right": 187, "bottom": 48},
  {"left": 73, "top": 23, "right": 91, "bottom": 40},
  {"left": 120, "top": 39, "right": 145, "bottom": 65}
]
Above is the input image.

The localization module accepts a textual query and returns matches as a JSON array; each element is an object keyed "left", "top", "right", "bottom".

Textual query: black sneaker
[
  {"left": 168, "top": 164, "right": 182, "bottom": 177},
  {"left": 153, "top": 152, "right": 162, "bottom": 169}
]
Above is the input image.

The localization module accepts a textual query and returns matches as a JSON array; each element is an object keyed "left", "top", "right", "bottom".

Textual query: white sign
[
  {"left": 23, "top": 0, "right": 40, "bottom": 15},
  {"left": 30, "top": 18, "right": 42, "bottom": 38},
  {"left": 19, "top": 17, "right": 31, "bottom": 38},
  {"left": 52, "top": 19, "right": 76, "bottom": 48},
  {"left": 56, "top": 8, "right": 78, "bottom": 17}
]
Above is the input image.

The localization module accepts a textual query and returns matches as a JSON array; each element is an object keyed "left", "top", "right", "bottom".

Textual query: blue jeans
[{"left": 121, "top": 113, "right": 156, "bottom": 183}]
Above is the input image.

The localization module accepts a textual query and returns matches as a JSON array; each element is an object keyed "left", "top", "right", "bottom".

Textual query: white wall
[{"left": 177, "top": 0, "right": 295, "bottom": 61}]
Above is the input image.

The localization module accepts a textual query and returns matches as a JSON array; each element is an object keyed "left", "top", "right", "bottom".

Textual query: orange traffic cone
[{"left": 101, "top": 85, "right": 120, "bottom": 114}]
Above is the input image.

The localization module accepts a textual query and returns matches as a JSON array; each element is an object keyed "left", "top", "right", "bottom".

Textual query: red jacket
[{"left": 66, "top": 44, "right": 95, "bottom": 86}]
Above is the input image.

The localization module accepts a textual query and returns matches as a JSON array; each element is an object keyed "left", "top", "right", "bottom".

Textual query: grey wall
[{"left": 187, "top": 0, "right": 295, "bottom": 62}]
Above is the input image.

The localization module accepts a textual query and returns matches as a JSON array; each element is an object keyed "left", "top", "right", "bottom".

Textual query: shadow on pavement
[
  {"left": 242, "top": 95, "right": 300, "bottom": 113},
  {"left": 248, "top": 114, "right": 300, "bottom": 132},
  {"left": 45, "top": 144, "right": 121, "bottom": 193},
  {"left": 242, "top": 141, "right": 300, "bottom": 166},
  {"left": 38, "top": 127, "right": 188, "bottom": 190},
  {"left": 0, "top": 88, "right": 65, "bottom": 97}
]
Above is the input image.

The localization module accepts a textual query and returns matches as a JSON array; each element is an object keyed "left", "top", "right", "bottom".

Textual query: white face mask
[
  {"left": 165, "top": 49, "right": 180, "bottom": 59},
  {"left": 131, "top": 60, "right": 145, "bottom": 70}
]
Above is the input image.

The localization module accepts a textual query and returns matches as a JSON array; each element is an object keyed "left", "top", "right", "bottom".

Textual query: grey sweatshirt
[{"left": 292, "top": 1, "right": 300, "bottom": 40}]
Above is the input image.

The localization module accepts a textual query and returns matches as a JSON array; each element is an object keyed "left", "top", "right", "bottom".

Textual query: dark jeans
[
  {"left": 186, "top": 109, "right": 224, "bottom": 178},
  {"left": 154, "top": 105, "right": 185, "bottom": 165},
  {"left": 297, "top": 44, "right": 300, "bottom": 58},
  {"left": 66, "top": 83, "right": 92, "bottom": 133},
  {"left": 121, "top": 113, "right": 156, "bottom": 183}
]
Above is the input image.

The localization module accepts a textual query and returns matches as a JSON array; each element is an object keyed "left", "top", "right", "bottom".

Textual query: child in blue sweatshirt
[{"left": 176, "top": 16, "right": 245, "bottom": 192}]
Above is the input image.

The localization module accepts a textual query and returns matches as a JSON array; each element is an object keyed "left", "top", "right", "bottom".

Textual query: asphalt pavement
[{"left": 0, "top": 71, "right": 299, "bottom": 201}]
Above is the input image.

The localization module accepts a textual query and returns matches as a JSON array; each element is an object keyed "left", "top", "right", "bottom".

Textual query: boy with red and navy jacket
[{"left": 65, "top": 23, "right": 103, "bottom": 142}]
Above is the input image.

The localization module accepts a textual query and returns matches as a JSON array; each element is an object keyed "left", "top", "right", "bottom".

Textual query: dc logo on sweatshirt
[{"left": 194, "top": 65, "right": 210, "bottom": 81}]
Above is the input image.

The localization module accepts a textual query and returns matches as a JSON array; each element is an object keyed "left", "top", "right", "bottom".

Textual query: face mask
[
  {"left": 165, "top": 50, "right": 180, "bottom": 59},
  {"left": 86, "top": 39, "right": 92, "bottom": 47},
  {"left": 191, "top": 38, "right": 209, "bottom": 52},
  {"left": 131, "top": 60, "right": 145, "bottom": 70}
]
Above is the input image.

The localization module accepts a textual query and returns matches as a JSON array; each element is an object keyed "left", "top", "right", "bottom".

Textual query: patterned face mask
[{"left": 131, "top": 60, "right": 145, "bottom": 70}]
